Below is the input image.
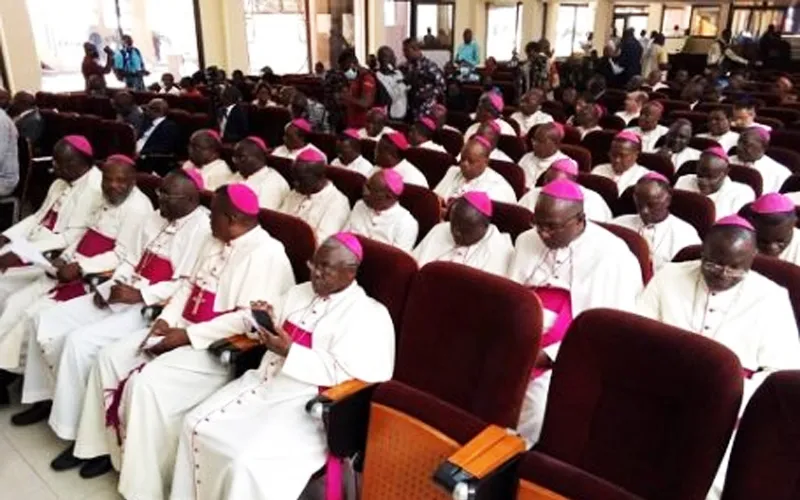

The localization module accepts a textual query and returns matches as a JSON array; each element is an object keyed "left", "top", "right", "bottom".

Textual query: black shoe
[
  {"left": 0, "top": 386, "right": 9, "bottom": 406},
  {"left": 0, "top": 369, "right": 19, "bottom": 386},
  {"left": 10, "top": 401, "right": 52, "bottom": 426},
  {"left": 51, "top": 443, "right": 85, "bottom": 471},
  {"left": 79, "top": 455, "right": 112, "bottom": 479}
]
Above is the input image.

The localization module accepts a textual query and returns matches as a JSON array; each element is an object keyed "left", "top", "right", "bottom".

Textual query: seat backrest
[
  {"left": 360, "top": 139, "right": 377, "bottom": 165},
  {"left": 596, "top": 221, "right": 653, "bottom": 283},
  {"left": 326, "top": 166, "right": 365, "bottom": 208},
  {"left": 758, "top": 107, "right": 800, "bottom": 127},
  {"left": 539, "top": 309, "right": 742, "bottom": 500},
  {"left": 266, "top": 155, "right": 294, "bottom": 185},
  {"left": 258, "top": 209, "right": 316, "bottom": 283},
  {"left": 767, "top": 146, "right": 800, "bottom": 174},
  {"left": 308, "top": 132, "right": 338, "bottom": 161},
  {"left": 695, "top": 102, "right": 733, "bottom": 114},
  {"left": 638, "top": 152, "right": 675, "bottom": 178},
  {"left": 404, "top": 148, "right": 456, "bottom": 188},
  {"left": 669, "top": 111, "right": 709, "bottom": 134},
  {"left": 398, "top": 184, "right": 441, "bottom": 243},
  {"left": 492, "top": 202, "right": 534, "bottom": 242},
  {"left": 657, "top": 99, "right": 691, "bottom": 116},
  {"left": 581, "top": 130, "right": 617, "bottom": 166},
  {"left": 769, "top": 129, "right": 800, "bottom": 157},
  {"left": 561, "top": 144, "right": 593, "bottom": 173},
  {"left": 489, "top": 160, "right": 526, "bottom": 199},
  {"left": 779, "top": 173, "right": 800, "bottom": 193},
  {"left": 577, "top": 173, "right": 619, "bottom": 210},
  {"left": 395, "top": 262, "right": 542, "bottom": 428},
  {"left": 729, "top": 164, "right": 764, "bottom": 197},
  {"left": 670, "top": 189, "right": 716, "bottom": 239},
  {"left": 135, "top": 172, "right": 162, "bottom": 208},
  {"left": 498, "top": 135, "right": 527, "bottom": 163},
  {"left": 722, "top": 371, "right": 800, "bottom": 500},
  {"left": 689, "top": 136, "right": 720, "bottom": 151},
  {"left": 599, "top": 115, "right": 626, "bottom": 131},
  {"left": 434, "top": 128, "right": 465, "bottom": 157}
]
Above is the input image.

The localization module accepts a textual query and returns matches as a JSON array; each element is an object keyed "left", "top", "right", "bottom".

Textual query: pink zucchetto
[
  {"left": 703, "top": 146, "right": 729, "bottom": 162},
  {"left": 200, "top": 129, "right": 221, "bottom": 143},
  {"left": 290, "top": 118, "right": 313, "bottom": 133},
  {"left": 342, "top": 128, "right": 361, "bottom": 141},
  {"left": 418, "top": 116, "right": 437, "bottom": 131},
  {"left": 381, "top": 169, "right": 404, "bottom": 196},
  {"left": 485, "top": 120, "right": 501, "bottom": 135},
  {"left": 296, "top": 148, "right": 326, "bottom": 163},
  {"left": 370, "top": 107, "right": 387, "bottom": 116},
  {"left": 63, "top": 135, "right": 93, "bottom": 157},
  {"left": 462, "top": 191, "right": 493, "bottom": 217},
  {"left": 541, "top": 179, "right": 584, "bottom": 202},
  {"left": 385, "top": 131, "right": 410, "bottom": 151},
  {"left": 245, "top": 136, "right": 268, "bottom": 152},
  {"left": 615, "top": 130, "right": 642, "bottom": 144},
  {"left": 714, "top": 214, "right": 755, "bottom": 231},
  {"left": 487, "top": 92, "right": 504, "bottom": 112},
  {"left": 747, "top": 126, "right": 771, "bottom": 143},
  {"left": 471, "top": 135, "right": 493, "bottom": 150},
  {"left": 332, "top": 232, "right": 363, "bottom": 261},
  {"left": 752, "top": 193, "right": 795, "bottom": 214},
  {"left": 551, "top": 122, "right": 565, "bottom": 140},
  {"left": 105, "top": 154, "right": 135, "bottom": 166},
  {"left": 549, "top": 158, "right": 579, "bottom": 176},
  {"left": 642, "top": 171, "right": 670, "bottom": 184},
  {"left": 594, "top": 104, "right": 605, "bottom": 118},
  {"left": 182, "top": 168, "right": 205, "bottom": 191},
  {"left": 226, "top": 183, "right": 260, "bottom": 216}
]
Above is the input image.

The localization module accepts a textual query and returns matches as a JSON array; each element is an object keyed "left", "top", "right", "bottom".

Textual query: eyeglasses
[
  {"left": 156, "top": 189, "right": 187, "bottom": 200},
  {"left": 533, "top": 212, "right": 583, "bottom": 233},
  {"left": 701, "top": 260, "right": 748, "bottom": 279},
  {"left": 307, "top": 260, "right": 358, "bottom": 275}
]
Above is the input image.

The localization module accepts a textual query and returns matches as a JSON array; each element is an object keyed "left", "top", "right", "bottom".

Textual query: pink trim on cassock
[
  {"left": 531, "top": 287, "right": 573, "bottom": 379},
  {"left": 51, "top": 229, "right": 116, "bottom": 302},
  {"left": 181, "top": 285, "right": 222, "bottom": 323},
  {"left": 134, "top": 251, "right": 174, "bottom": 283},
  {"left": 41, "top": 209, "right": 58, "bottom": 231}
]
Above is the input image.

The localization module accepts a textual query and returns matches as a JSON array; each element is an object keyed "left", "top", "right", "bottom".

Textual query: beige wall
[{"left": 0, "top": 1, "right": 41, "bottom": 92}]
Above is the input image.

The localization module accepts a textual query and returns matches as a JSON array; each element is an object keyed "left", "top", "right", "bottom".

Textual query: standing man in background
[
  {"left": 339, "top": 49, "right": 377, "bottom": 130},
  {"left": 455, "top": 29, "right": 480, "bottom": 68},
  {"left": 113, "top": 35, "right": 148, "bottom": 91},
  {"left": 401, "top": 38, "right": 446, "bottom": 119}
]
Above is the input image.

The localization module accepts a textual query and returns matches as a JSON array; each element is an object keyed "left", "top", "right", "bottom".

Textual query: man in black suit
[
  {"left": 218, "top": 85, "right": 249, "bottom": 143},
  {"left": 136, "top": 98, "right": 180, "bottom": 156},
  {"left": 9, "top": 91, "right": 43, "bottom": 147}
]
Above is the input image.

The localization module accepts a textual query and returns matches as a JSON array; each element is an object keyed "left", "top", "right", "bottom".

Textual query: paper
[
  {"left": 8, "top": 237, "right": 56, "bottom": 273},
  {"left": 95, "top": 280, "right": 127, "bottom": 314},
  {"left": 144, "top": 336, "right": 164, "bottom": 349}
]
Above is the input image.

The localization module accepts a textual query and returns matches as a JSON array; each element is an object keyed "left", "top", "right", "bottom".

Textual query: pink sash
[
  {"left": 181, "top": 285, "right": 223, "bottom": 323},
  {"left": 40, "top": 209, "right": 58, "bottom": 231},
  {"left": 531, "top": 287, "right": 573, "bottom": 379},
  {"left": 134, "top": 250, "right": 174, "bottom": 284},
  {"left": 51, "top": 229, "right": 117, "bottom": 302}
]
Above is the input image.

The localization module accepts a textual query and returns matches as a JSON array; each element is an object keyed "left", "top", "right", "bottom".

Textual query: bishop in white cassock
[
  {"left": 574, "top": 103, "right": 604, "bottom": 141},
  {"left": 592, "top": 130, "right": 652, "bottom": 194},
  {"left": 612, "top": 172, "right": 701, "bottom": 271},
  {"left": 170, "top": 233, "right": 395, "bottom": 500},
  {"left": 635, "top": 216, "right": 800, "bottom": 500},
  {"left": 460, "top": 120, "right": 515, "bottom": 164},
  {"left": 729, "top": 127, "right": 792, "bottom": 194},
  {"left": 518, "top": 158, "right": 613, "bottom": 222},
  {"left": 344, "top": 169, "right": 418, "bottom": 252},
  {"left": 408, "top": 116, "right": 448, "bottom": 153},
  {"left": 368, "top": 132, "right": 429, "bottom": 188},
  {"left": 434, "top": 136, "right": 517, "bottom": 203},
  {"left": 357, "top": 108, "right": 396, "bottom": 141},
  {"left": 658, "top": 118, "right": 702, "bottom": 170},
  {"left": 674, "top": 147, "right": 755, "bottom": 220},
  {"left": 229, "top": 137, "right": 290, "bottom": 210},
  {"left": 748, "top": 192, "right": 800, "bottom": 266},
  {"left": 696, "top": 109, "right": 740, "bottom": 153},
  {"left": 71, "top": 184, "right": 295, "bottom": 497},
  {"left": 509, "top": 89, "right": 554, "bottom": 137},
  {"left": 509, "top": 179, "right": 643, "bottom": 445},
  {"left": 181, "top": 130, "right": 235, "bottom": 191},
  {"left": 413, "top": 191, "right": 513, "bottom": 277},
  {"left": 278, "top": 149, "right": 351, "bottom": 243},
  {"left": 627, "top": 101, "right": 668, "bottom": 153},
  {"left": 518, "top": 123, "right": 569, "bottom": 188},
  {"left": 271, "top": 119, "right": 328, "bottom": 162},
  {"left": 464, "top": 91, "right": 516, "bottom": 140},
  {"left": 330, "top": 129, "right": 374, "bottom": 177}
]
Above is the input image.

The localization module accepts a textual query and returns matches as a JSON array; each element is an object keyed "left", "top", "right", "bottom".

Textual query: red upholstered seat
[
  {"left": 266, "top": 155, "right": 294, "bottom": 185},
  {"left": 258, "top": 209, "right": 316, "bottom": 283},
  {"left": 252, "top": 106, "right": 291, "bottom": 147},
  {"left": 326, "top": 166, "right": 365, "bottom": 208},
  {"left": 489, "top": 160, "right": 526, "bottom": 199},
  {"left": 770, "top": 129, "right": 800, "bottom": 156},
  {"left": 759, "top": 107, "right": 800, "bottom": 126},
  {"left": 670, "top": 189, "right": 716, "bottom": 239},
  {"left": 615, "top": 187, "right": 637, "bottom": 216},
  {"left": 657, "top": 99, "right": 691, "bottom": 116},
  {"left": 398, "top": 184, "right": 441, "bottom": 243},
  {"left": 581, "top": 129, "right": 617, "bottom": 166},
  {"left": 561, "top": 144, "right": 593, "bottom": 173},
  {"left": 577, "top": 173, "right": 618, "bottom": 209},
  {"left": 561, "top": 124, "right": 582, "bottom": 145},
  {"left": 669, "top": 111, "right": 709, "bottom": 133},
  {"left": 446, "top": 111, "right": 473, "bottom": 133},
  {"left": 308, "top": 132, "right": 338, "bottom": 161},
  {"left": 359, "top": 139, "right": 377, "bottom": 165},
  {"left": 722, "top": 371, "right": 800, "bottom": 500},
  {"left": 638, "top": 152, "right": 675, "bottom": 178},
  {"left": 541, "top": 101, "right": 567, "bottom": 124},
  {"left": 492, "top": 202, "right": 534, "bottom": 242},
  {"left": 433, "top": 128, "right": 464, "bottom": 157},
  {"left": 526, "top": 309, "right": 742, "bottom": 500},
  {"left": 720, "top": 163, "right": 765, "bottom": 197},
  {"left": 135, "top": 173, "right": 162, "bottom": 208},
  {"left": 598, "top": 93, "right": 625, "bottom": 114},
  {"left": 779, "top": 173, "right": 800, "bottom": 193},
  {"left": 596, "top": 222, "right": 653, "bottom": 283},
  {"left": 767, "top": 146, "right": 800, "bottom": 174},
  {"left": 696, "top": 103, "right": 734, "bottom": 114},
  {"left": 599, "top": 115, "right": 626, "bottom": 131},
  {"left": 690, "top": 136, "right": 721, "bottom": 151},
  {"left": 754, "top": 116, "right": 784, "bottom": 130},
  {"left": 404, "top": 148, "right": 456, "bottom": 188},
  {"left": 498, "top": 135, "right": 527, "bottom": 163}
]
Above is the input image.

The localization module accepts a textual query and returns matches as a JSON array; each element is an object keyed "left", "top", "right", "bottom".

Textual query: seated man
[
  {"left": 509, "top": 89, "right": 553, "bottom": 137},
  {"left": 465, "top": 120, "right": 514, "bottom": 163},
  {"left": 518, "top": 157, "right": 612, "bottom": 222},
  {"left": 434, "top": 136, "right": 517, "bottom": 203},
  {"left": 627, "top": 101, "right": 668, "bottom": 153},
  {"left": 408, "top": 116, "right": 447, "bottom": 153},
  {"left": 70, "top": 184, "right": 295, "bottom": 497},
  {"left": 464, "top": 91, "right": 516, "bottom": 139},
  {"left": 574, "top": 103, "right": 603, "bottom": 140},
  {"left": 729, "top": 127, "right": 792, "bottom": 194},
  {"left": 658, "top": 118, "right": 701, "bottom": 171},
  {"left": 271, "top": 119, "right": 328, "bottom": 161},
  {"left": 357, "top": 107, "right": 396, "bottom": 141},
  {"left": 182, "top": 129, "right": 234, "bottom": 191},
  {"left": 518, "top": 123, "right": 570, "bottom": 188},
  {"left": 612, "top": 172, "right": 701, "bottom": 270},
  {"left": 230, "top": 136, "right": 290, "bottom": 210},
  {"left": 636, "top": 215, "right": 800, "bottom": 500},
  {"left": 615, "top": 90, "right": 647, "bottom": 126},
  {"left": 219, "top": 86, "right": 249, "bottom": 144},
  {"left": 748, "top": 193, "right": 800, "bottom": 265},
  {"left": 170, "top": 233, "right": 395, "bottom": 500},
  {"left": 592, "top": 130, "right": 652, "bottom": 194},
  {"left": 369, "top": 132, "right": 429, "bottom": 188},
  {"left": 696, "top": 109, "right": 740, "bottom": 153},
  {"left": 278, "top": 149, "right": 351, "bottom": 242},
  {"left": 331, "top": 129, "right": 373, "bottom": 177},
  {"left": 10, "top": 91, "right": 44, "bottom": 146},
  {"left": 431, "top": 103, "right": 461, "bottom": 133},
  {"left": 136, "top": 98, "right": 180, "bottom": 156},
  {"left": 0, "top": 155, "right": 152, "bottom": 406},
  {"left": 345, "top": 169, "right": 418, "bottom": 252},
  {"left": 732, "top": 99, "right": 771, "bottom": 132},
  {"left": 112, "top": 92, "right": 144, "bottom": 135},
  {"left": 509, "top": 179, "right": 643, "bottom": 445},
  {"left": 413, "top": 191, "right": 513, "bottom": 276},
  {"left": 674, "top": 147, "right": 755, "bottom": 220}
]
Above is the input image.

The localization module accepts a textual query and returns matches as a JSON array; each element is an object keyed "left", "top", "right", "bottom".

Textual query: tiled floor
[{"left": 0, "top": 383, "right": 121, "bottom": 500}]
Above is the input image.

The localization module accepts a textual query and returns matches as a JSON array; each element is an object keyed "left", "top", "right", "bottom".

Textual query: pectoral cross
[{"left": 190, "top": 291, "right": 205, "bottom": 315}]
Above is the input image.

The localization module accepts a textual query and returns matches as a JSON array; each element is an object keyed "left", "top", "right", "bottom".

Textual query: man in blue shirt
[
  {"left": 455, "top": 29, "right": 480, "bottom": 68},
  {"left": 113, "top": 35, "right": 148, "bottom": 91}
]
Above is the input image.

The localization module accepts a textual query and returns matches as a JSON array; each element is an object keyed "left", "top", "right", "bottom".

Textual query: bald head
[
  {"left": 701, "top": 225, "right": 757, "bottom": 291},
  {"left": 459, "top": 138, "right": 491, "bottom": 180},
  {"left": 450, "top": 198, "right": 490, "bottom": 247},
  {"left": 159, "top": 170, "right": 201, "bottom": 221},
  {"left": 752, "top": 209, "right": 797, "bottom": 257},
  {"left": 188, "top": 130, "right": 222, "bottom": 166},
  {"left": 146, "top": 98, "right": 168, "bottom": 117},
  {"left": 293, "top": 158, "right": 327, "bottom": 195},
  {"left": 634, "top": 177, "right": 671, "bottom": 225},
  {"left": 534, "top": 193, "right": 585, "bottom": 249},
  {"left": 532, "top": 123, "right": 562, "bottom": 159}
]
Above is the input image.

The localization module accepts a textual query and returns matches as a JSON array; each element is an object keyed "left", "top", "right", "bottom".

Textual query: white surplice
[
  {"left": 611, "top": 213, "right": 701, "bottom": 270},
  {"left": 182, "top": 159, "right": 235, "bottom": 191},
  {"left": 518, "top": 150, "right": 570, "bottom": 188},
  {"left": 696, "top": 131, "right": 739, "bottom": 153},
  {"left": 578, "top": 126, "right": 603, "bottom": 140},
  {"left": 73, "top": 226, "right": 295, "bottom": 500},
  {"left": 729, "top": 154, "right": 792, "bottom": 194},
  {"left": 674, "top": 175, "right": 755, "bottom": 220},
  {"left": 509, "top": 111, "right": 554, "bottom": 137},
  {"left": 509, "top": 222, "right": 644, "bottom": 445},
  {"left": 434, "top": 166, "right": 517, "bottom": 203},
  {"left": 777, "top": 228, "right": 800, "bottom": 266},
  {"left": 416, "top": 141, "right": 448, "bottom": 154},
  {"left": 628, "top": 125, "right": 669, "bottom": 153},
  {"left": 464, "top": 119, "right": 517, "bottom": 140},
  {"left": 170, "top": 281, "right": 395, "bottom": 500},
  {"left": 270, "top": 143, "right": 327, "bottom": 162},
  {"left": 591, "top": 163, "right": 652, "bottom": 194},
  {"left": 367, "top": 160, "right": 429, "bottom": 188},
  {"left": 35, "top": 207, "right": 211, "bottom": 441},
  {"left": 0, "top": 188, "right": 153, "bottom": 371},
  {"left": 357, "top": 126, "right": 396, "bottom": 141},
  {"left": 344, "top": 200, "right": 419, "bottom": 253},
  {"left": 412, "top": 223, "right": 513, "bottom": 277},
  {"left": 331, "top": 155, "right": 374, "bottom": 177},
  {"left": 518, "top": 186, "right": 613, "bottom": 222},
  {"left": 278, "top": 183, "right": 351, "bottom": 243},
  {"left": 615, "top": 111, "right": 639, "bottom": 126},
  {"left": 669, "top": 147, "right": 702, "bottom": 170},
  {"left": 230, "top": 166, "right": 290, "bottom": 210}
]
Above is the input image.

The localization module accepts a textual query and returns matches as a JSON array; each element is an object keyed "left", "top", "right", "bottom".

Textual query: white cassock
[
  {"left": 636, "top": 260, "right": 800, "bottom": 500},
  {"left": 230, "top": 166, "right": 290, "bottom": 210},
  {"left": 416, "top": 141, "right": 448, "bottom": 154},
  {"left": 591, "top": 163, "right": 652, "bottom": 194},
  {"left": 611, "top": 213, "right": 701, "bottom": 271},
  {"left": 696, "top": 131, "right": 739, "bottom": 153},
  {"left": 270, "top": 143, "right": 328, "bottom": 162},
  {"left": 518, "top": 150, "right": 570, "bottom": 188},
  {"left": 628, "top": 125, "right": 669, "bottom": 153},
  {"left": 510, "top": 111, "right": 554, "bottom": 137},
  {"left": 357, "top": 126, "right": 396, "bottom": 140},
  {"left": 278, "top": 183, "right": 351, "bottom": 243},
  {"left": 674, "top": 175, "right": 755, "bottom": 220},
  {"left": 488, "top": 149, "right": 514, "bottom": 163},
  {"left": 367, "top": 160, "right": 429, "bottom": 188},
  {"left": 0, "top": 167, "right": 104, "bottom": 304},
  {"left": 412, "top": 222, "right": 513, "bottom": 277},
  {"left": 0, "top": 188, "right": 152, "bottom": 371},
  {"left": 669, "top": 147, "right": 702, "bottom": 170},
  {"left": 170, "top": 281, "right": 396, "bottom": 500},
  {"left": 37, "top": 206, "right": 211, "bottom": 441},
  {"left": 464, "top": 119, "right": 516, "bottom": 140},
  {"left": 748, "top": 121, "right": 772, "bottom": 132},
  {"left": 578, "top": 126, "right": 603, "bottom": 140},
  {"left": 344, "top": 200, "right": 419, "bottom": 253},
  {"left": 615, "top": 111, "right": 639, "bottom": 126},
  {"left": 434, "top": 167, "right": 517, "bottom": 203},
  {"left": 182, "top": 159, "right": 235, "bottom": 191},
  {"left": 729, "top": 154, "right": 792, "bottom": 194},
  {"left": 509, "top": 222, "right": 643, "bottom": 445},
  {"left": 330, "top": 155, "right": 374, "bottom": 177},
  {"left": 777, "top": 228, "right": 800, "bottom": 266},
  {"left": 72, "top": 227, "right": 295, "bottom": 500},
  {"left": 518, "top": 186, "right": 613, "bottom": 222}
]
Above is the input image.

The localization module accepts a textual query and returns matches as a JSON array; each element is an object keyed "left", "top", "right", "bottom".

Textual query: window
[
  {"left": 731, "top": 7, "right": 786, "bottom": 37},
  {"left": 415, "top": 2, "right": 454, "bottom": 51},
  {"left": 690, "top": 6, "right": 721, "bottom": 37},
  {"left": 612, "top": 5, "right": 648, "bottom": 37},
  {"left": 384, "top": 0, "right": 411, "bottom": 60},
  {"left": 244, "top": 0, "right": 310, "bottom": 74},
  {"left": 485, "top": 3, "right": 523, "bottom": 61},
  {"left": 312, "top": 0, "right": 363, "bottom": 70},
  {"left": 661, "top": 6, "right": 690, "bottom": 37},
  {"left": 555, "top": 4, "right": 591, "bottom": 58},
  {"left": 27, "top": 0, "right": 201, "bottom": 92}
]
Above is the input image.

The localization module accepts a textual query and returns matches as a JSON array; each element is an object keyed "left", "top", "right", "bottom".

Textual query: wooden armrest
[{"left": 321, "top": 379, "right": 374, "bottom": 402}]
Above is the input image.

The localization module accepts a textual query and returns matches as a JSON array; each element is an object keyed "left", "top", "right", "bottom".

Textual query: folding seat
[
  {"left": 489, "top": 160, "right": 526, "bottom": 199},
  {"left": 492, "top": 201, "right": 533, "bottom": 242},
  {"left": 769, "top": 129, "right": 800, "bottom": 156},
  {"left": 266, "top": 155, "right": 294, "bottom": 185},
  {"left": 577, "top": 173, "right": 618, "bottom": 209},
  {"left": 101, "top": 120, "right": 136, "bottom": 158},
  {"left": 541, "top": 101, "right": 567, "bottom": 124},
  {"left": 669, "top": 189, "right": 716, "bottom": 239},
  {"left": 758, "top": 107, "right": 800, "bottom": 126},
  {"left": 398, "top": 184, "right": 441, "bottom": 243},
  {"left": 359, "top": 139, "right": 377, "bottom": 165},
  {"left": 581, "top": 129, "right": 617, "bottom": 166},
  {"left": 460, "top": 86, "right": 483, "bottom": 112},
  {"left": 597, "top": 221, "right": 653, "bottom": 283},
  {"left": 599, "top": 115, "right": 626, "bottom": 131},
  {"left": 766, "top": 146, "right": 800, "bottom": 174},
  {"left": 326, "top": 166, "right": 365, "bottom": 208},
  {"left": 433, "top": 128, "right": 464, "bottom": 157},
  {"left": 37, "top": 109, "right": 61, "bottom": 156},
  {"left": 638, "top": 152, "right": 675, "bottom": 178},
  {"left": 690, "top": 136, "right": 721, "bottom": 151},
  {"left": 729, "top": 165, "right": 763, "bottom": 197},
  {"left": 722, "top": 371, "right": 800, "bottom": 500},
  {"left": 259, "top": 209, "right": 316, "bottom": 284},
  {"left": 404, "top": 148, "right": 455, "bottom": 188},
  {"left": 497, "top": 135, "right": 526, "bottom": 163},
  {"left": 189, "top": 113, "right": 214, "bottom": 136},
  {"left": 135, "top": 172, "right": 162, "bottom": 208},
  {"left": 648, "top": 91, "right": 670, "bottom": 101},
  {"left": 561, "top": 144, "right": 593, "bottom": 172},
  {"left": 308, "top": 132, "right": 338, "bottom": 161}
]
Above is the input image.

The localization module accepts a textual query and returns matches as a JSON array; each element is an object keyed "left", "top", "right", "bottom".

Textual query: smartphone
[{"left": 252, "top": 309, "right": 276, "bottom": 335}]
